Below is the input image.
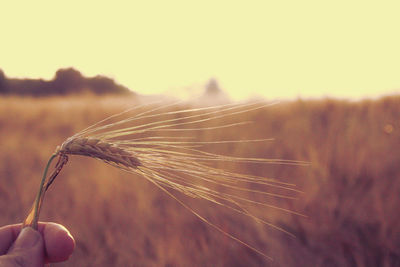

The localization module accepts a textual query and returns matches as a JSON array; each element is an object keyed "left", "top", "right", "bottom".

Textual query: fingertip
[{"left": 42, "top": 222, "right": 75, "bottom": 262}]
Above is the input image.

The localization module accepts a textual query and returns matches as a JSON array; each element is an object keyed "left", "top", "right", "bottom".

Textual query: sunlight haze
[{"left": 1, "top": 0, "right": 399, "bottom": 100}]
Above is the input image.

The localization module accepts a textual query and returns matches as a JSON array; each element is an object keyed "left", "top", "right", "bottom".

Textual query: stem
[{"left": 23, "top": 153, "right": 58, "bottom": 229}]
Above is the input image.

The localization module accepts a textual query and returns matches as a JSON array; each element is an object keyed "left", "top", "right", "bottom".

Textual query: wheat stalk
[{"left": 23, "top": 100, "right": 307, "bottom": 261}]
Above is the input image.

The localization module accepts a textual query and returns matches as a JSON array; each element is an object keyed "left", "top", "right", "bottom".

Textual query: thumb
[{"left": 5, "top": 227, "right": 45, "bottom": 267}]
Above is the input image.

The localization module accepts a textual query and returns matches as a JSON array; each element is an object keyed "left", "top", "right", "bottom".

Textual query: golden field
[{"left": 0, "top": 95, "right": 399, "bottom": 267}]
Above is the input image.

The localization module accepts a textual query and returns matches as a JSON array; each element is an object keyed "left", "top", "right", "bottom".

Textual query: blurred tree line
[{"left": 0, "top": 68, "right": 133, "bottom": 96}]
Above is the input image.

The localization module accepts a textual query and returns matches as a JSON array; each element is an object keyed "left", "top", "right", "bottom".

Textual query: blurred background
[
  {"left": 1, "top": 0, "right": 399, "bottom": 100},
  {"left": 1, "top": 1, "right": 400, "bottom": 266}
]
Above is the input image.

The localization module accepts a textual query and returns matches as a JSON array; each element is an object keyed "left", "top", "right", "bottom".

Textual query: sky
[{"left": 1, "top": 0, "right": 400, "bottom": 100}]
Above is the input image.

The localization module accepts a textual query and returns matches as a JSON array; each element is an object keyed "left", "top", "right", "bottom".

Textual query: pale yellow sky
[{"left": 1, "top": 0, "right": 399, "bottom": 100}]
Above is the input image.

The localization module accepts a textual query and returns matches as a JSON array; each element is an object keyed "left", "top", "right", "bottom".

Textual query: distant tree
[
  {"left": 205, "top": 78, "right": 221, "bottom": 95},
  {"left": 201, "top": 78, "right": 230, "bottom": 104},
  {"left": 0, "top": 67, "right": 133, "bottom": 96},
  {"left": 0, "top": 69, "right": 6, "bottom": 93},
  {"left": 53, "top": 68, "right": 85, "bottom": 94},
  {"left": 87, "top": 75, "right": 131, "bottom": 94}
]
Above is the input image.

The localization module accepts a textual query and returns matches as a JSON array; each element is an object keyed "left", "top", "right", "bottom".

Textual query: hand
[{"left": 0, "top": 222, "right": 75, "bottom": 267}]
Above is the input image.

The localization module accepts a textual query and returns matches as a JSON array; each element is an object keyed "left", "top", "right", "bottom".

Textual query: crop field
[{"left": 0, "top": 95, "right": 399, "bottom": 266}]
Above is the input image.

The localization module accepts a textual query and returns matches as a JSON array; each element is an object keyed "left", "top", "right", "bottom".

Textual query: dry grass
[
  {"left": 1, "top": 95, "right": 399, "bottom": 266},
  {"left": 24, "top": 99, "right": 306, "bottom": 261}
]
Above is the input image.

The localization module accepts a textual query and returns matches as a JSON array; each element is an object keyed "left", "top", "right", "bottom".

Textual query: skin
[{"left": 0, "top": 222, "right": 75, "bottom": 267}]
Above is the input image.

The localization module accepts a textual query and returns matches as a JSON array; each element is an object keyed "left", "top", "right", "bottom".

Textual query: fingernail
[{"left": 14, "top": 227, "right": 41, "bottom": 249}]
